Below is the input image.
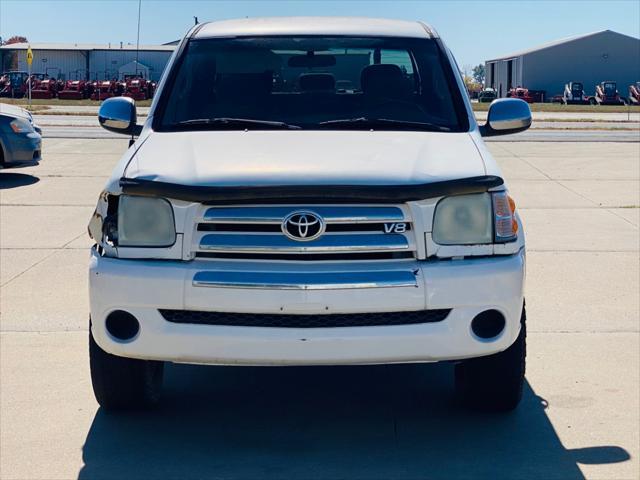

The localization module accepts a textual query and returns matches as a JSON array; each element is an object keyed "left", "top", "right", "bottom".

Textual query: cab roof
[{"left": 193, "top": 17, "right": 437, "bottom": 39}]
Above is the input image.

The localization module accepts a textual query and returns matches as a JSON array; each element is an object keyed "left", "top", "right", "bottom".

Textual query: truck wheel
[
  {"left": 89, "top": 327, "right": 164, "bottom": 411},
  {"left": 455, "top": 304, "right": 526, "bottom": 412}
]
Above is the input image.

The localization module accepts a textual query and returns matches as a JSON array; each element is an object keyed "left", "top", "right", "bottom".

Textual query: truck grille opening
[
  {"left": 159, "top": 309, "right": 451, "bottom": 328},
  {"left": 192, "top": 205, "right": 417, "bottom": 261}
]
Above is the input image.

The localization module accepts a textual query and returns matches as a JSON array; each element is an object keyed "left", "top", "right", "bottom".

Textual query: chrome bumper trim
[{"left": 192, "top": 270, "right": 418, "bottom": 290}]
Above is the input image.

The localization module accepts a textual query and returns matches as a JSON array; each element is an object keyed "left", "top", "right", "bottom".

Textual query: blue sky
[{"left": 1, "top": 0, "right": 639, "bottom": 67}]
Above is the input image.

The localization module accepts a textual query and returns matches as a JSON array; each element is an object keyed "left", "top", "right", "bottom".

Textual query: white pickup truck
[{"left": 88, "top": 17, "right": 531, "bottom": 412}]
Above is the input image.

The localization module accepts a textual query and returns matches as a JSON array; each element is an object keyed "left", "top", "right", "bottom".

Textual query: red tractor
[
  {"left": 595, "top": 81, "right": 624, "bottom": 105},
  {"left": 507, "top": 87, "right": 534, "bottom": 103},
  {"left": 122, "top": 75, "right": 152, "bottom": 101},
  {"left": 58, "top": 80, "right": 89, "bottom": 100},
  {"left": 123, "top": 75, "right": 147, "bottom": 100},
  {"left": 29, "top": 73, "right": 58, "bottom": 99},
  {"left": 90, "top": 80, "right": 119, "bottom": 101},
  {"left": 31, "top": 74, "right": 60, "bottom": 99},
  {"left": 629, "top": 82, "right": 640, "bottom": 105}
]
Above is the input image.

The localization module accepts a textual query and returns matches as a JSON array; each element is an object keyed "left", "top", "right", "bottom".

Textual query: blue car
[{"left": 0, "top": 104, "right": 42, "bottom": 167}]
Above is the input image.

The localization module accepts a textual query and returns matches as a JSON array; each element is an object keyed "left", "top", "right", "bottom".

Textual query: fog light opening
[
  {"left": 105, "top": 310, "right": 140, "bottom": 341},
  {"left": 471, "top": 310, "right": 505, "bottom": 340}
]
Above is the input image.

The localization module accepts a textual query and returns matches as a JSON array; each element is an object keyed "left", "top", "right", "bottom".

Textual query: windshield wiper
[
  {"left": 318, "top": 117, "right": 451, "bottom": 132},
  {"left": 173, "top": 117, "right": 301, "bottom": 130}
]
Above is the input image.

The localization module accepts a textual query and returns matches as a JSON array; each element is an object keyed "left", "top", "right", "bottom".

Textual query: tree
[
  {"left": 463, "top": 76, "right": 482, "bottom": 97},
  {"left": 3, "top": 35, "right": 28, "bottom": 45},
  {"left": 472, "top": 64, "right": 485, "bottom": 85}
]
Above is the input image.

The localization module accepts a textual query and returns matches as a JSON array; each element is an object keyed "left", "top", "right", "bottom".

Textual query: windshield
[
  {"left": 157, "top": 36, "right": 466, "bottom": 132},
  {"left": 604, "top": 82, "right": 616, "bottom": 95}
]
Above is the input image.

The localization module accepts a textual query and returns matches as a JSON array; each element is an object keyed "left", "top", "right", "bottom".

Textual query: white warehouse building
[
  {"left": 485, "top": 30, "right": 640, "bottom": 99},
  {"left": 0, "top": 42, "right": 175, "bottom": 81}
]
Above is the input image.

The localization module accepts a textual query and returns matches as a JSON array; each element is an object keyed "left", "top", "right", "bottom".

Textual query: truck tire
[
  {"left": 455, "top": 304, "right": 526, "bottom": 412},
  {"left": 89, "top": 327, "right": 164, "bottom": 411}
]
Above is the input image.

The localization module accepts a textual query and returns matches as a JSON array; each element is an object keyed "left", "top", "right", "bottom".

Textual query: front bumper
[
  {"left": 2, "top": 131, "right": 41, "bottom": 163},
  {"left": 89, "top": 248, "right": 526, "bottom": 366}
]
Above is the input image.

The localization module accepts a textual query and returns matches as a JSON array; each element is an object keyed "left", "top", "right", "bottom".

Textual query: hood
[
  {"left": 124, "top": 130, "right": 486, "bottom": 187},
  {"left": 0, "top": 103, "right": 31, "bottom": 120}
]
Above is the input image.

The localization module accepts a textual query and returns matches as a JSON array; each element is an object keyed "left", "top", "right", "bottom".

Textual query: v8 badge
[{"left": 384, "top": 223, "right": 407, "bottom": 233}]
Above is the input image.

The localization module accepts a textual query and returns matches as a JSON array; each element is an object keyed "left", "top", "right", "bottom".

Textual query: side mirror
[
  {"left": 480, "top": 98, "right": 532, "bottom": 137},
  {"left": 98, "top": 97, "right": 142, "bottom": 136}
]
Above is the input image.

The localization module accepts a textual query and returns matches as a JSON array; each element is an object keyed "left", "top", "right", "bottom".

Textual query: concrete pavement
[
  {"left": 0, "top": 138, "right": 639, "bottom": 479},
  {"left": 30, "top": 117, "right": 640, "bottom": 143},
  {"left": 475, "top": 110, "right": 640, "bottom": 122},
  {"left": 30, "top": 114, "right": 640, "bottom": 132},
  {"left": 30, "top": 104, "right": 640, "bottom": 122}
]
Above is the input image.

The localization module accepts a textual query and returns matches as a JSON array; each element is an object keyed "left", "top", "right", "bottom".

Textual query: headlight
[
  {"left": 9, "top": 118, "right": 34, "bottom": 133},
  {"left": 433, "top": 193, "right": 493, "bottom": 245},
  {"left": 432, "top": 191, "right": 518, "bottom": 245},
  {"left": 117, "top": 195, "right": 176, "bottom": 247}
]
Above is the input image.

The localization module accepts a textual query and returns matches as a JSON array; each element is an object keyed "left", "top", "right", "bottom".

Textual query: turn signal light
[{"left": 493, "top": 192, "right": 518, "bottom": 242}]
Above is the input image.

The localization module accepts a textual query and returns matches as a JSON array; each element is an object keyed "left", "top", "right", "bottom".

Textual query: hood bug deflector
[{"left": 119, "top": 175, "right": 504, "bottom": 204}]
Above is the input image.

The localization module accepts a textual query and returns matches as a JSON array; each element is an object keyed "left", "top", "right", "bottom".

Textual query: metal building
[
  {"left": 0, "top": 42, "right": 175, "bottom": 81},
  {"left": 485, "top": 30, "right": 640, "bottom": 99}
]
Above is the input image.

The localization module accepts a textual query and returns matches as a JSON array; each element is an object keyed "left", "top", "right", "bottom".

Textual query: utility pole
[{"left": 135, "top": 0, "right": 142, "bottom": 77}]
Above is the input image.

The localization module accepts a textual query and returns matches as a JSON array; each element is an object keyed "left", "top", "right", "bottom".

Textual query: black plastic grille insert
[{"left": 159, "top": 309, "right": 451, "bottom": 328}]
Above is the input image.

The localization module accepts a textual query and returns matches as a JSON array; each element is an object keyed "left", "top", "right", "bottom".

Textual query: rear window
[{"left": 157, "top": 36, "right": 466, "bottom": 132}]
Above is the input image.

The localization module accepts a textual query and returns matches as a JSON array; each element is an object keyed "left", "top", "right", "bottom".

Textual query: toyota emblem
[{"left": 282, "top": 211, "right": 325, "bottom": 241}]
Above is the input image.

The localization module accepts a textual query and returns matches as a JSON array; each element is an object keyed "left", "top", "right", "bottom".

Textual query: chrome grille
[
  {"left": 202, "top": 206, "right": 405, "bottom": 223},
  {"left": 192, "top": 205, "right": 416, "bottom": 260}
]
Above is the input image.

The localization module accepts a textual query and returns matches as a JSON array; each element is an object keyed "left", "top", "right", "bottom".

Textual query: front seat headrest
[
  {"left": 360, "top": 64, "right": 409, "bottom": 98},
  {"left": 298, "top": 73, "right": 336, "bottom": 92}
]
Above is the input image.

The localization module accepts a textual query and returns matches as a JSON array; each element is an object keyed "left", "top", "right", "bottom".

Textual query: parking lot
[{"left": 0, "top": 137, "right": 639, "bottom": 479}]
